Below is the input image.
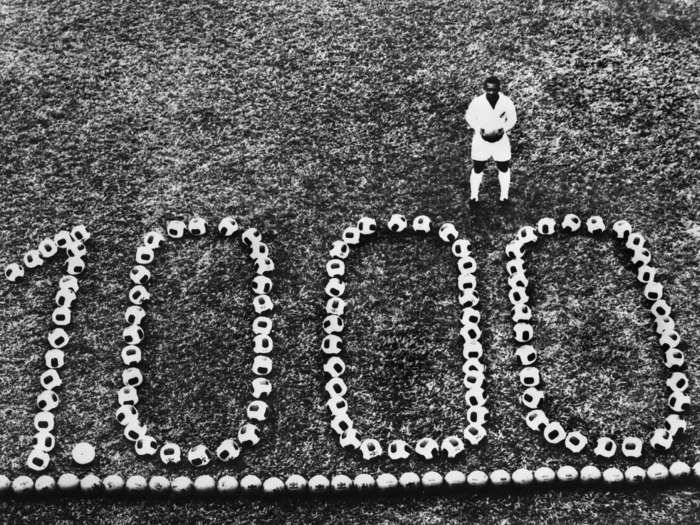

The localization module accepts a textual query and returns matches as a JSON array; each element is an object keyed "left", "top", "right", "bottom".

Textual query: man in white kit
[{"left": 465, "top": 76, "right": 517, "bottom": 203}]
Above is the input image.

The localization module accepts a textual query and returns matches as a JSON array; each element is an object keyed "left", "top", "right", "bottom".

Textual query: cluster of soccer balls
[
  {"left": 506, "top": 214, "right": 689, "bottom": 458},
  {"left": 3, "top": 225, "right": 91, "bottom": 472},
  {"left": 3, "top": 460, "right": 700, "bottom": 497},
  {"left": 115, "top": 217, "right": 275, "bottom": 467},
  {"left": 323, "top": 214, "right": 487, "bottom": 461}
]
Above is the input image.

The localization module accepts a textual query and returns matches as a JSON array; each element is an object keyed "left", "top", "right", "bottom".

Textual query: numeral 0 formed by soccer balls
[
  {"left": 508, "top": 215, "right": 689, "bottom": 459},
  {"left": 115, "top": 217, "right": 275, "bottom": 467},
  {"left": 322, "top": 215, "right": 488, "bottom": 461}
]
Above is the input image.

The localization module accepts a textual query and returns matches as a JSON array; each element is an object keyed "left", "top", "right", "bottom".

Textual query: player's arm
[
  {"left": 503, "top": 99, "right": 517, "bottom": 132},
  {"left": 464, "top": 99, "right": 480, "bottom": 131}
]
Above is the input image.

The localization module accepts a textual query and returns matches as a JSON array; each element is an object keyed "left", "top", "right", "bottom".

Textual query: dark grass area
[{"left": 1, "top": 0, "right": 699, "bottom": 522}]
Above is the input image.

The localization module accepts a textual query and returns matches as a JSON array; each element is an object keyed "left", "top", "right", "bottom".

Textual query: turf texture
[{"left": 0, "top": 0, "right": 699, "bottom": 523}]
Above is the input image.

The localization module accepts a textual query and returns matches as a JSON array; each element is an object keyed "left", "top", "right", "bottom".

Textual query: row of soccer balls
[
  {"left": 505, "top": 215, "right": 689, "bottom": 457},
  {"left": 4, "top": 461, "right": 700, "bottom": 496},
  {"left": 322, "top": 216, "right": 487, "bottom": 461},
  {"left": 116, "top": 218, "right": 276, "bottom": 467},
  {"left": 24, "top": 227, "right": 92, "bottom": 472}
]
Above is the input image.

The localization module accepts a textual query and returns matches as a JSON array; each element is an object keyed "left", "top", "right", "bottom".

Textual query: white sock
[
  {"left": 470, "top": 170, "right": 483, "bottom": 201},
  {"left": 498, "top": 169, "right": 511, "bottom": 200}
]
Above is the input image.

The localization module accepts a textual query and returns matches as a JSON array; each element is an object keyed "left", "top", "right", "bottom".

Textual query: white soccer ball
[
  {"left": 519, "top": 387, "right": 544, "bottom": 409},
  {"left": 23, "top": 249, "right": 44, "bottom": 269},
  {"left": 513, "top": 322, "right": 533, "bottom": 343},
  {"left": 122, "top": 324, "right": 144, "bottom": 345},
  {"left": 452, "top": 239, "right": 471, "bottom": 258},
  {"left": 217, "top": 217, "right": 239, "bottom": 237},
  {"left": 27, "top": 448, "right": 51, "bottom": 472},
  {"left": 387, "top": 439, "right": 411, "bottom": 460},
  {"left": 561, "top": 214, "right": 581, "bottom": 233},
  {"left": 252, "top": 355, "right": 272, "bottom": 376},
  {"left": 122, "top": 367, "right": 143, "bottom": 387},
  {"left": 123, "top": 421, "right": 146, "bottom": 442},
  {"left": 253, "top": 334, "right": 273, "bottom": 354},
  {"left": 585, "top": 215, "right": 605, "bottom": 234},
  {"left": 668, "top": 391, "right": 690, "bottom": 412},
  {"left": 357, "top": 217, "right": 377, "bottom": 236},
  {"left": 216, "top": 475, "right": 238, "bottom": 495},
  {"left": 247, "top": 400, "right": 270, "bottom": 422},
  {"left": 51, "top": 306, "right": 71, "bottom": 326},
  {"left": 533, "top": 466, "right": 556, "bottom": 484},
  {"left": 463, "top": 423, "right": 487, "bottom": 445},
  {"left": 38, "top": 238, "right": 58, "bottom": 259},
  {"left": 664, "top": 414, "right": 688, "bottom": 437},
  {"left": 441, "top": 435, "right": 465, "bottom": 458},
  {"left": 543, "top": 421, "right": 566, "bottom": 444},
  {"left": 326, "top": 259, "right": 345, "bottom": 278},
  {"left": 128, "top": 285, "right": 151, "bottom": 305},
  {"left": 593, "top": 437, "right": 617, "bottom": 458},
  {"left": 159, "top": 442, "right": 181, "bottom": 464},
  {"left": 579, "top": 465, "right": 602, "bottom": 483},
  {"left": 135, "top": 435, "right": 159, "bottom": 456},
  {"left": 324, "top": 277, "right": 346, "bottom": 297},
  {"left": 376, "top": 473, "right": 399, "bottom": 492},
  {"left": 524, "top": 409, "right": 549, "bottom": 432},
  {"left": 166, "top": 220, "right": 186, "bottom": 239},
  {"left": 438, "top": 223, "right": 458, "bottom": 243},
  {"left": 339, "top": 428, "right": 361, "bottom": 449},
  {"left": 216, "top": 438, "right": 241, "bottom": 462},
  {"left": 519, "top": 366, "right": 540, "bottom": 387},
  {"left": 187, "top": 217, "right": 208, "bottom": 236},
  {"left": 251, "top": 377, "right": 272, "bottom": 399},
  {"left": 612, "top": 220, "right": 632, "bottom": 239},
  {"left": 307, "top": 475, "right": 330, "bottom": 494},
  {"left": 414, "top": 437, "right": 439, "bottom": 459},
  {"left": 135, "top": 246, "right": 155, "bottom": 265},
  {"left": 329, "top": 240, "right": 350, "bottom": 259},
  {"left": 646, "top": 462, "right": 669, "bottom": 482},
  {"left": 117, "top": 385, "right": 139, "bottom": 406},
  {"left": 360, "top": 438, "right": 382, "bottom": 460},
  {"left": 342, "top": 226, "right": 361, "bottom": 245},
  {"left": 323, "top": 356, "right": 345, "bottom": 377},
  {"left": 187, "top": 444, "right": 213, "bottom": 467},
  {"left": 121, "top": 345, "right": 141, "bottom": 366},
  {"left": 252, "top": 294, "right": 273, "bottom": 314},
  {"left": 412, "top": 215, "right": 431, "bottom": 233},
  {"left": 36, "top": 390, "right": 59, "bottom": 411},
  {"left": 115, "top": 404, "right": 139, "bottom": 427},
  {"left": 129, "top": 265, "right": 151, "bottom": 285},
  {"left": 238, "top": 423, "right": 261, "bottom": 446}
]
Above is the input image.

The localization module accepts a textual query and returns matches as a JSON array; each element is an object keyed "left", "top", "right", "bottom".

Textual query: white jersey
[{"left": 465, "top": 93, "right": 517, "bottom": 135}]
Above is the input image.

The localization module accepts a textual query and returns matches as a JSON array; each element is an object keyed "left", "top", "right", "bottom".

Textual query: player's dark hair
[{"left": 484, "top": 76, "right": 501, "bottom": 88}]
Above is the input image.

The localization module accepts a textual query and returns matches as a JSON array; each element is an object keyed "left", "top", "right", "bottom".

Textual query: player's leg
[
  {"left": 470, "top": 135, "right": 489, "bottom": 202},
  {"left": 495, "top": 160, "right": 510, "bottom": 201},
  {"left": 494, "top": 136, "right": 512, "bottom": 202}
]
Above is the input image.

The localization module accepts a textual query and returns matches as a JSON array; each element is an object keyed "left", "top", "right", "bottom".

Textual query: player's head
[{"left": 484, "top": 76, "right": 501, "bottom": 94}]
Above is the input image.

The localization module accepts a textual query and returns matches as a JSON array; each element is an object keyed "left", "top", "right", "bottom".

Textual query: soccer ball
[
  {"left": 637, "top": 264, "right": 657, "bottom": 284},
  {"left": 444, "top": 470, "right": 467, "bottom": 488},
  {"left": 357, "top": 217, "right": 377, "bottom": 236},
  {"left": 124, "top": 306, "right": 146, "bottom": 325},
  {"left": 252, "top": 276, "right": 273, "bottom": 295},
  {"left": 612, "top": 220, "right": 632, "bottom": 239},
  {"left": 326, "top": 396, "right": 348, "bottom": 416},
  {"left": 457, "top": 256, "right": 477, "bottom": 275},
  {"left": 188, "top": 217, "right": 208, "bottom": 236},
  {"left": 117, "top": 385, "right": 139, "bottom": 405},
  {"left": 643, "top": 281, "right": 663, "bottom": 301},
  {"left": 461, "top": 307, "right": 480, "bottom": 325},
  {"left": 251, "top": 377, "right": 272, "bottom": 398},
  {"left": 217, "top": 217, "right": 239, "bottom": 237},
  {"left": 121, "top": 345, "right": 141, "bottom": 366},
  {"left": 252, "top": 355, "right": 273, "bottom": 376},
  {"left": 48, "top": 328, "right": 70, "bottom": 349},
  {"left": 51, "top": 306, "right": 71, "bottom": 326},
  {"left": 321, "top": 334, "right": 343, "bottom": 355},
  {"left": 32, "top": 431, "right": 56, "bottom": 452},
  {"left": 376, "top": 473, "right": 399, "bottom": 492},
  {"left": 467, "top": 406, "right": 489, "bottom": 426},
  {"left": 166, "top": 220, "right": 186, "bottom": 239},
  {"left": 143, "top": 231, "right": 165, "bottom": 249},
  {"left": 579, "top": 465, "right": 602, "bottom": 484},
  {"left": 339, "top": 428, "right": 361, "bottom": 449},
  {"left": 463, "top": 423, "right": 487, "bottom": 445},
  {"left": 593, "top": 437, "right": 616, "bottom": 458},
  {"left": 124, "top": 475, "right": 148, "bottom": 494},
  {"left": 216, "top": 439, "right": 241, "bottom": 462},
  {"left": 53, "top": 230, "right": 73, "bottom": 249},
  {"left": 134, "top": 435, "right": 158, "bottom": 456},
  {"left": 148, "top": 475, "right": 170, "bottom": 494},
  {"left": 462, "top": 340, "right": 483, "bottom": 360},
  {"left": 387, "top": 439, "right": 411, "bottom": 460},
  {"left": 438, "top": 223, "right": 459, "bottom": 243},
  {"left": 511, "top": 468, "right": 534, "bottom": 486},
  {"left": 621, "top": 436, "right": 643, "bottom": 458},
  {"left": 564, "top": 431, "right": 587, "bottom": 453},
  {"left": 38, "top": 238, "right": 58, "bottom": 259},
  {"left": 249, "top": 242, "right": 269, "bottom": 260},
  {"left": 285, "top": 474, "right": 307, "bottom": 494},
  {"left": 669, "top": 461, "right": 691, "bottom": 479},
  {"left": 421, "top": 471, "right": 443, "bottom": 490},
  {"left": 326, "top": 259, "right": 345, "bottom": 278},
  {"left": 452, "top": 239, "right": 471, "bottom": 258},
  {"left": 490, "top": 469, "right": 512, "bottom": 486},
  {"left": 252, "top": 294, "right": 273, "bottom": 314},
  {"left": 525, "top": 409, "right": 549, "bottom": 432},
  {"left": 519, "top": 387, "right": 544, "bottom": 409},
  {"left": 330, "top": 474, "right": 353, "bottom": 493},
  {"left": 359, "top": 438, "right": 382, "bottom": 460},
  {"left": 65, "top": 256, "right": 85, "bottom": 275},
  {"left": 34, "top": 475, "right": 56, "bottom": 494},
  {"left": 238, "top": 423, "right": 261, "bottom": 446},
  {"left": 463, "top": 369, "right": 485, "bottom": 389},
  {"left": 414, "top": 437, "right": 439, "bottom": 459},
  {"left": 664, "top": 414, "right": 688, "bottom": 437},
  {"left": 27, "top": 449, "right": 50, "bottom": 472},
  {"left": 388, "top": 214, "right": 408, "bottom": 232},
  {"left": 630, "top": 247, "right": 651, "bottom": 266},
  {"left": 262, "top": 476, "right": 286, "bottom": 495},
  {"left": 123, "top": 421, "right": 146, "bottom": 442},
  {"left": 159, "top": 442, "right": 182, "bottom": 464},
  {"left": 411, "top": 215, "right": 431, "bottom": 233},
  {"left": 625, "top": 232, "right": 646, "bottom": 251},
  {"left": 322, "top": 314, "right": 344, "bottom": 334},
  {"left": 533, "top": 467, "right": 556, "bottom": 484},
  {"left": 650, "top": 428, "right": 673, "bottom": 451},
  {"left": 508, "top": 285, "right": 530, "bottom": 304},
  {"left": 342, "top": 226, "right": 361, "bottom": 245},
  {"left": 330, "top": 413, "right": 352, "bottom": 434},
  {"left": 660, "top": 332, "right": 681, "bottom": 351},
  {"left": 646, "top": 462, "right": 669, "bottom": 482},
  {"left": 325, "top": 278, "right": 346, "bottom": 297},
  {"left": 65, "top": 241, "right": 87, "bottom": 259},
  {"left": 122, "top": 367, "right": 143, "bottom": 387},
  {"left": 307, "top": 475, "right": 330, "bottom": 494},
  {"left": 129, "top": 265, "right": 151, "bottom": 285},
  {"left": 323, "top": 356, "right": 345, "bottom": 377},
  {"left": 654, "top": 316, "right": 675, "bottom": 336},
  {"left": 506, "top": 258, "right": 525, "bottom": 276},
  {"left": 585, "top": 215, "right": 605, "bottom": 234},
  {"left": 543, "top": 421, "right": 566, "bottom": 444},
  {"left": 135, "top": 246, "right": 155, "bottom": 265},
  {"left": 45, "top": 349, "right": 65, "bottom": 369},
  {"left": 561, "top": 214, "right": 581, "bottom": 233},
  {"left": 58, "top": 275, "right": 79, "bottom": 292},
  {"left": 668, "top": 391, "right": 690, "bottom": 412},
  {"left": 188, "top": 444, "right": 213, "bottom": 467},
  {"left": 55, "top": 288, "right": 76, "bottom": 308},
  {"left": 115, "top": 404, "right": 139, "bottom": 426},
  {"left": 512, "top": 303, "right": 532, "bottom": 323},
  {"left": 122, "top": 324, "right": 144, "bottom": 345},
  {"left": 513, "top": 322, "right": 533, "bottom": 342},
  {"left": 325, "top": 297, "right": 347, "bottom": 316},
  {"left": 505, "top": 240, "right": 525, "bottom": 259},
  {"left": 602, "top": 467, "right": 624, "bottom": 485},
  {"left": 666, "top": 371, "right": 688, "bottom": 392},
  {"left": 624, "top": 466, "right": 646, "bottom": 484},
  {"left": 253, "top": 334, "right": 273, "bottom": 354},
  {"left": 465, "top": 387, "right": 487, "bottom": 407},
  {"left": 460, "top": 322, "right": 481, "bottom": 341},
  {"left": 398, "top": 472, "right": 421, "bottom": 490},
  {"left": 255, "top": 257, "right": 275, "bottom": 275},
  {"left": 36, "top": 390, "right": 59, "bottom": 411},
  {"left": 518, "top": 225, "right": 538, "bottom": 244},
  {"left": 536, "top": 217, "right": 556, "bottom": 235},
  {"left": 128, "top": 285, "right": 151, "bottom": 305},
  {"left": 23, "top": 249, "right": 44, "bottom": 269},
  {"left": 246, "top": 400, "right": 270, "bottom": 422},
  {"left": 466, "top": 470, "right": 489, "bottom": 487},
  {"left": 458, "top": 289, "right": 479, "bottom": 307},
  {"left": 329, "top": 240, "right": 350, "bottom": 259}
]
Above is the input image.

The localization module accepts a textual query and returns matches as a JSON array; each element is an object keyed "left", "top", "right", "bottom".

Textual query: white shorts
[{"left": 471, "top": 133, "right": 511, "bottom": 162}]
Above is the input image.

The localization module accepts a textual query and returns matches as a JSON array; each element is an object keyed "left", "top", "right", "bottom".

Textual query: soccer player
[{"left": 465, "top": 76, "right": 517, "bottom": 203}]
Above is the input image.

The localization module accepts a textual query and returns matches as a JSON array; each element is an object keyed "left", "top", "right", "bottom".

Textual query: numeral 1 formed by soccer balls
[{"left": 322, "top": 215, "right": 488, "bottom": 462}]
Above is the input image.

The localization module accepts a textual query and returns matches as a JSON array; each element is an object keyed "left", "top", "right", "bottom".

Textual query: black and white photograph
[{"left": 0, "top": 0, "right": 698, "bottom": 523}]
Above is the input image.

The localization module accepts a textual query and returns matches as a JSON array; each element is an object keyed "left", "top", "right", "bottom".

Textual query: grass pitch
[{"left": 0, "top": 0, "right": 698, "bottom": 523}]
